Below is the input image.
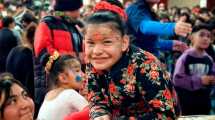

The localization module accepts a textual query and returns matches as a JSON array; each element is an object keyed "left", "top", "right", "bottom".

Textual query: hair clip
[
  {"left": 93, "top": 1, "right": 127, "bottom": 21},
  {"left": 3, "top": 75, "right": 12, "bottom": 80},
  {"left": 45, "top": 51, "right": 60, "bottom": 73}
]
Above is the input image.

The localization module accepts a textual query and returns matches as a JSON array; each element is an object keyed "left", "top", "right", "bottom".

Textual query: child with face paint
[
  {"left": 84, "top": 11, "right": 180, "bottom": 120},
  {"left": 37, "top": 52, "right": 88, "bottom": 120}
]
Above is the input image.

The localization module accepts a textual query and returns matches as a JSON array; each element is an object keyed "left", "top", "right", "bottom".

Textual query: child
[
  {"left": 0, "top": 72, "right": 35, "bottom": 120},
  {"left": 173, "top": 24, "right": 215, "bottom": 115},
  {"left": 37, "top": 52, "right": 88, "bottom": 120},
  {"left": 84, "top": 11, "right": 180, "bottom": 119}
]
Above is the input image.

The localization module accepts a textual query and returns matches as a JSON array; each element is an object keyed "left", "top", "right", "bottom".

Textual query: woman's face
[
  {"left": 84, "top": 23, "right": 129, "bottom": 71},
  {"left": 2, "top": 84, "right": 34, "bottom": 120}
]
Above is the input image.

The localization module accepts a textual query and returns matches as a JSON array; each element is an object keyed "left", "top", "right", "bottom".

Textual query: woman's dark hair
[
  {"left": 180, "top": 12, "right": 192, "bottom": 23},
  {"left": 25, "top": 23, "right": 37, "bottom": 46},
  {"left": 0, "top": 72, "right": 25, "bottom": 116},
  {"left": 41, "top": 54, "right": 78, "bottom": 88},
  {"left": 212, "top": 7, "right": 215, "bottom": 17},
  {"left": 105, "top": 0, "right": 124, "bottom": 9},
  {"left": 140, "top": 0, "right": 158, "bottom": 21},
  {"left": 85, "top": 11, "right": 127, "bottom": 36},
  {"left": 2, "top": 16, "right": 14, "bottom": 28},
  {"left": 199, "top": 7, "right": 209, "bottom": 14},
  {"left": 21, "top": 12, "right": 38, "bottom": 25}
]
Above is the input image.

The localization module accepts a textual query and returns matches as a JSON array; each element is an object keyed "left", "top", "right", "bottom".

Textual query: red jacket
[
  {"left": 34, "top": 16, "right": 82, "bottom": 57},
  {"left": 0, "top": 20, "right": 2, "bottom": 29}
]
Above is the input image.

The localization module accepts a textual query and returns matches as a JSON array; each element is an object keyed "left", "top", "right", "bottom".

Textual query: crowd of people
[{"left": 0, "top": 0, "right": 215, "bottom": 120}]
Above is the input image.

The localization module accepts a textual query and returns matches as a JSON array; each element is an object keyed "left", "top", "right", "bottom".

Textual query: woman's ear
[
  {"left": 189, "top": 34, "right": 194, "bottom": 42},
  {"left": 122, "top": 35, "right": 130, "bottom": 52},
  {"left": 58, "top": 73, "right": 68, "bottom": 84},
  {"left": 188, "top": 34, "right": 193, "bottom": 40}
]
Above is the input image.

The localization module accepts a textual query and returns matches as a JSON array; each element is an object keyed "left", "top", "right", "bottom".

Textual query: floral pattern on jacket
[{"left": 86, "top": 46, "right": 180, "bottom": 120}]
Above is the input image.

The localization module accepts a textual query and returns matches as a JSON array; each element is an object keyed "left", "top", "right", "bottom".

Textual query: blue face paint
[{"left": 75, "top": 75, "right": 82, "bottom": 82}]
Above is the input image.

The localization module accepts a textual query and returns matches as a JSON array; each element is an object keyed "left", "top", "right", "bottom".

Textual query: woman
[
  {"left": 0, "top": 73, "right": 34, "bottom": 120},
  {"left": 126, "top": 0, "right": 191, "bottom": 56},
  {"left": 6, "top": 22, "right": 37, "bottom": 99}
]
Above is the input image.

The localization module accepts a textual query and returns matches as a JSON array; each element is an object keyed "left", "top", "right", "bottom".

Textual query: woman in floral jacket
[{"left": 84, "top": 11, "right": 180, "bottom": 120}]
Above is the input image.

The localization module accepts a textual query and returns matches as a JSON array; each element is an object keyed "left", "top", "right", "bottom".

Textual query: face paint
[
  {"left": 75, "top": 75, "right": 82, "bottom": 82},
  {"left": 94, "top": 33, "right": 104, "bottom": 41}
]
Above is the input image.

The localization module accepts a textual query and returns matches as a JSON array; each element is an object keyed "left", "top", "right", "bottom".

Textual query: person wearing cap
[
  {"left": 34, "top": 0, "right": 83, "bottom": 117},
  {"left": 173, "top": 24, "right": 215, "bottom": 115}
]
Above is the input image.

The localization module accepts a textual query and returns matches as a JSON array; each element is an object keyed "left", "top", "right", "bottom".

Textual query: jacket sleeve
[
  {"left": 67, "top": 89, "right": 88, "bottom": 111},
  {"left": 87, "top": 71, "right": 111, "bottom": 119},
  {"left": 126, "top": 0, "right": 176, "bottom": 38},
  {"left": 140, "top": 20, "right": 176, "bottom": 36},
  {"left": 157, "top": 38, "right": 174, "bottom": 51},
  {"left": 137, "top": 52, "right": 180, "bottom": 119},
  {"left": 173, "top": 53, "right": 203, "bottom": 91}
]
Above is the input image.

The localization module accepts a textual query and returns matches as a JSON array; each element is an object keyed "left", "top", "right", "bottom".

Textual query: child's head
[
  {"left": 44, "top": 53, "right": 83, "bottom": 90},
  {"left": 0, "top": 73, "right": 34, "bottom": 120},
  {"left": 84, "top": 11, "right": 129, "bottom": 71},
  {"left": 190, "top": 24, "right": 212, "bottom": 50}
]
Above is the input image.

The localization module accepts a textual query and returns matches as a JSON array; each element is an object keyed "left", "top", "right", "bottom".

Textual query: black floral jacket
[{"left": 86, "top": 46, "right": 180, "bottom": 120}]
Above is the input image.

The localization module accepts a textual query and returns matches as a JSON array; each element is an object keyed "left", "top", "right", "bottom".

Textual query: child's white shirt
[{"left": 37, "top": 89, "right": 88, "bottom": 120}]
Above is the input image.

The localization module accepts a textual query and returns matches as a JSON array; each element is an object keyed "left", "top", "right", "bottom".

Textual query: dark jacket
[
  {"left": 6, "top": 46, "right": 34, "bottom": 98},
  {"left": 0, "top": 28, "right": 18, "bottom": 73},
  {"left": 87, "top": 45, "right": 180, "bottom": 119}
]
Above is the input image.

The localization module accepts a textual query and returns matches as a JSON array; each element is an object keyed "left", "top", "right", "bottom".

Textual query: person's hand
[
  {"left": 208, "top": 75, "right": 215, "bottom": 85},
  {"left": 175, "top": 21, "right": 192, "bottom": 37},
  {"left": 94, "top": 115, "right": 111, "bottom": 120},
  {"left": 201, "top": 75, "right": 215, "bottom": 85},
  {"left": 172, "top": 40, "right": 189, "bottom": 52}
]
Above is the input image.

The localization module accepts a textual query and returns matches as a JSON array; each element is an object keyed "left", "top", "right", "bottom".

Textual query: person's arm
[
  {"left": 140, "top": 20, "right": 176, "bottom": 36},
  {"left": 87, "top": 68, "right": 111, "bottom": 119},
  {"left": 157, "top": 38, "right": 174, "bottom": 51},
  {"left": 137, "top": 52, "right": 180, "bottom": 119},
  {"left": 173, "top": 53, "right": 203, "bottom": 91},
  {"left": 158, "top": 39, "right": 189, "bottom": 52},
  {"left": 67, "top": 89, "right": 88, "bottom": 111}
]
